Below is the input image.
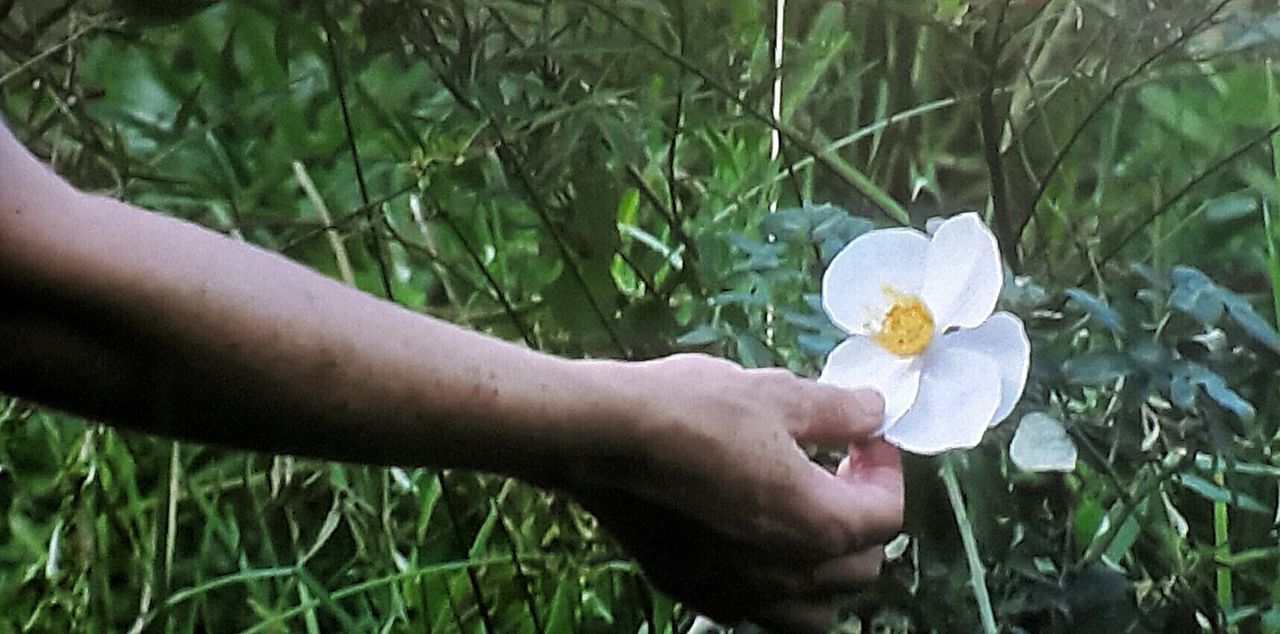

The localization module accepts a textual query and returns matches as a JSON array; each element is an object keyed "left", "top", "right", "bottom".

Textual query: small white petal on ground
[{"left": 1009, "top": 412, "right": 1077, "bottom": 473}]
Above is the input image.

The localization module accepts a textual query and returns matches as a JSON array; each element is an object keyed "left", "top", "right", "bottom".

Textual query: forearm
[{"left": 0, "top": 124, "right": 637, "bottom": 485}]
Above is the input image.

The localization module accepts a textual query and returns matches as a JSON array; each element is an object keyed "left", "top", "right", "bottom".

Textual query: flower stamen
[{"left": 873, "top": 291, "right": 934, "bottom": 356}]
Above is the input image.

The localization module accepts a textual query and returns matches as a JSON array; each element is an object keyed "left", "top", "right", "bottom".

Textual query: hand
[{"left": 570, "top": 354, "right": 903, "bottom": 632}]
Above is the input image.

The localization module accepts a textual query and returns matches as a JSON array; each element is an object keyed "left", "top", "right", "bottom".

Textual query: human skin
[{"left": 0, "top": 121, "right": 903, "bottom": 632}]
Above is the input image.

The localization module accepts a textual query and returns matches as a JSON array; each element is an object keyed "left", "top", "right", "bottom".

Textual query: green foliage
[{"left": 4, "top": 0, "right": 1280, "bottom": 631}]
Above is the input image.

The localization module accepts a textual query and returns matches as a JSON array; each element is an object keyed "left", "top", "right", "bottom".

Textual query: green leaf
[
  {"left": 797, "top": 333, "right": 839, "bottom": 357},
  {"left": 1177, "top": 472, "right": 1269, "bottom": 513},
  {"left": 1170, "top": 266, "right": 1226, "bottom": 324},
  {"left": 1066, "top": 288, "right": 1124, "bottom": 332},
  {"left": 467, "top": 499, "right": 499, "bottom": 559},
  {"left": 1202, "top": 191, "right": 1259, "bottom": 223},
  {"left": 1062, "top": 353, "right": 1130, "bottom": 385},
  {"left": 676, "top": 324, "right": 723, "bottom": 346},
  {"left": 1224, "top": 295, "right": 1280, "bottom": 353},
  {"left": 735, "top": 333, "right": 772, "bottom": 369}
]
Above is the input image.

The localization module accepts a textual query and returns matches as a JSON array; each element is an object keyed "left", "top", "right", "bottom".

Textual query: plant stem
[
  {"left": 1265, "top": 60, "right": 1280, "bottom": 337},
  {"left": 940, "top": 455, "right": 997, "bottom": 634},
  {"left": 1214, "top": 465, "right": 1236, "bottom": 631}
]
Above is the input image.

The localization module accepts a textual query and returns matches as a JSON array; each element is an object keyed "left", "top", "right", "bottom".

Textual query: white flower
[{"left": 819, "top": 213, "right": 1030, "bottom": 454}]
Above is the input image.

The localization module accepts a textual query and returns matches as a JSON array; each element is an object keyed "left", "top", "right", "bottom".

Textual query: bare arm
[{"left": 0, "top": 120, "right": 902, "bottom": 631}]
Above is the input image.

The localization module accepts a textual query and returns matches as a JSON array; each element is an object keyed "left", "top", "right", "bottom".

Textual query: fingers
[
  {"left": 789, "top": 380, "right": 885, "bottom": 444},
  {"left": 800, "top": 441, "right": 903, "bottom": 555},
  {"left": 754, "top": 596, "right": 856, "bottom": 634},
  {"left": 810, "top": 548, "right": 884, "bottom": 589},
  {"left": 838, "top": 438, "right": 903, "bottom": 486}
]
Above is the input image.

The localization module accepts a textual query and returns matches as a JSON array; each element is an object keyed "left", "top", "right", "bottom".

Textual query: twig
[
  {"left": 428, "top": 199, "right": 539, "bottom": 349},
  {"left": 293, "top": 161, "right": 357, "bottom": 287},
  {"left": 321, "top": 17, "right": 396, "bottom": 301}
]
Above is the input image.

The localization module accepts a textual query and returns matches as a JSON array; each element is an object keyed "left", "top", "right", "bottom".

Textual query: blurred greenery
[{"left": 4, "top": 0, "right": 1280, "bottom": 631}]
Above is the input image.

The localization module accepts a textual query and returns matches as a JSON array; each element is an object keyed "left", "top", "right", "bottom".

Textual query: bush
[{"left": 3, "top": 1, "right": 1280, "bottom": 631}]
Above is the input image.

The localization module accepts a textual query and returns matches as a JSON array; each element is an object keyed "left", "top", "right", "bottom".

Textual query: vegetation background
[{"left": 3, "top": 0, "right": 1280, "bottom": 631}]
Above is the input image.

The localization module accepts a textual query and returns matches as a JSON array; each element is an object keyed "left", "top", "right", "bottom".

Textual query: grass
[{"left": 4, "top": 1, "right": 1280, "bottom": 631}]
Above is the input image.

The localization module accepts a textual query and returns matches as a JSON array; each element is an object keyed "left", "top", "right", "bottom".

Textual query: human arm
[{"left": 0, "top": 121, "right": 902, "bottom": 631}]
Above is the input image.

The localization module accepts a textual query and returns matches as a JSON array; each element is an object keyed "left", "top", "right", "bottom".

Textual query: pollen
[{"left": 872, "top": 291, "right": 935, "bottom": 356}]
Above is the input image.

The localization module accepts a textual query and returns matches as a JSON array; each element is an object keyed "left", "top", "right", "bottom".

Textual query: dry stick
[
  {"left": 294, "top": 162, "right": 357, "bottom": 287},
  {"left": 1017, "top": 0, "right": 1235, "bottom": 244},
  {"left": 0, "top": 19, "right": 101, "bottom": 88},
  {"left": 716, "top": 95, "right": 960, "bottom": 220},
  {"left": 764, "top": 0, "right": 785, "bottom": 348},
  {"left": 275, "top": 185, "right": 416, "bottom": 255},
  {"left": 378, "top": 218, "right": 507, "bottom": 322},
  {"left": 322, "top": 20, "right": 396, "bottom": 301},
  {"left": 407, "top": 194, "right": 466, "bottom": 318},
  {"left": 1001, "top": 0, "right": 1077, "bottom": 152}
]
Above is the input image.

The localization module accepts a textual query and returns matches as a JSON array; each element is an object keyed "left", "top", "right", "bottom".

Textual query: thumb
[{"left": 790, "top": 382, "right": 885, "bottom": 444}]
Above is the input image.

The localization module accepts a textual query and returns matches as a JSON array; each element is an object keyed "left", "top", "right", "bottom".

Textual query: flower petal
[
  {"left": 882, "top": 346, "right": 1001, "bottom": 454},
  {"left": 822, "top": 228, "right": 930, "bottom": 335},
  {"left": 939, "top": 312, "right": 1030, "bottom": 425},
  {"left": 819, "top": 335, "right": 922, "bottom": 431},
  {"left": 920, "top": 213, "right": 1003, "bottom": 330}
]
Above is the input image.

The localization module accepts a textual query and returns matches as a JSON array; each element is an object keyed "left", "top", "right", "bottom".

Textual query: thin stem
[
  {"left": 430, "top": 200, "right": 538, "bottom": 349},
  {"left": 979, "top": 0, "right": 1016, "bottom": 263},
  {"left": 623, "top": 163, "right": 699, "bottom": 269},
  {"left": 491, "top": 131, "right": 632, "bottom": 357},
  {"left": 667, "top": 0, "right": 686, "bottom": 223},
  {"left": 1213, "top": 465, "right": 1235, "bottom": 631},
  {"left": 1265, "top": 61, "right": 1280, "bottom": 337},
  {"left": 322, "top": 16, "right": 395, "bottom": 301},
  {"left": 293, "top": 161, "right": 357, "bottom": 287},
  {"left": 940, "top": 456, "right": 997, "bottom": 634}
]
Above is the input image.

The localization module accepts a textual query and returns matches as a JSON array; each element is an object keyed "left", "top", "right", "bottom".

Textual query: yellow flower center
[{"left": 873, "top": 292, "right": 935, "bottom": 356}]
